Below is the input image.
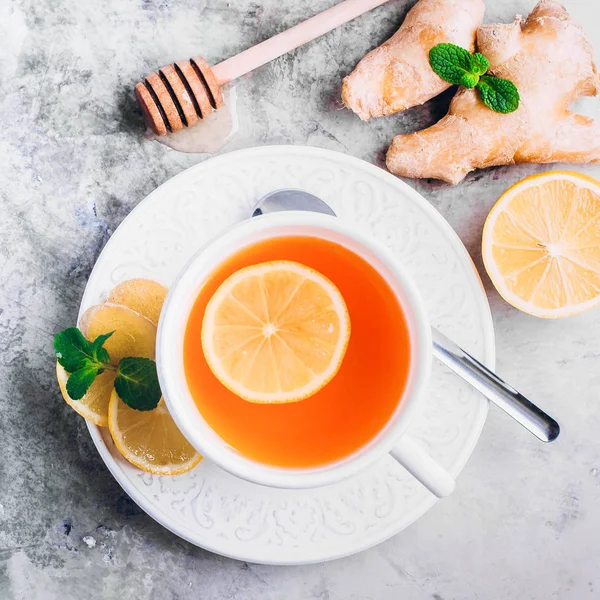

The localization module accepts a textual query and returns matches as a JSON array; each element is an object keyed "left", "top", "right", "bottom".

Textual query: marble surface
[{"left": 1, "top": 0, "right": 600, "bottom": 598}]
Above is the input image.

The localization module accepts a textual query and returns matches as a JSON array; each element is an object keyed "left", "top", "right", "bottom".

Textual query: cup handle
[{"left": 389, "top": 435, "right": 455, "bottom": 498}]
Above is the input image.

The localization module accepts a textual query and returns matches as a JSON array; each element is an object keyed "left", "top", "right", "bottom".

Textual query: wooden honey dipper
[{"left": 136, "top": 0, "right": 390, "bottom": 136}]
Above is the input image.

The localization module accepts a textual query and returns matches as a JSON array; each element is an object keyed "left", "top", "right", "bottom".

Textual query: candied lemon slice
[
  {"left": 108, "top": 391, "right": 201, "bottom": 475},
  {"left": 56, "top": 362, "right": 115, "bottom": 427},
  {"left": 79, "top": 304, "right": 156, "bottom": 364},
  {"left": 107, "top": 278, "right": 167, "bottom": 325}
]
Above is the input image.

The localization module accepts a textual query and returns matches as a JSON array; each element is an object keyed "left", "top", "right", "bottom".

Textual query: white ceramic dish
[
  {"left": 157, "top": 210, "right": 455, "bottom": 495},
  {"left": 80, "top": 146, "right": 494, "bottom": 564}
]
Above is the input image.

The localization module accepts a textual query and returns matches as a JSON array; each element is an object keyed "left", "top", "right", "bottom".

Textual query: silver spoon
[{"left": 252, "top": 188, "right": 560, "bottom": 443}]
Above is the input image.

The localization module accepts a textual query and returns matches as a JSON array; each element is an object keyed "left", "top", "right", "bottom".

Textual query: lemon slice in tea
[{"left": 201, "top": 260, "right": 351, "bottom": 403}]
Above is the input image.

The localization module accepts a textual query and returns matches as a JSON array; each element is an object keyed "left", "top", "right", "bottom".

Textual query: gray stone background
[{"left": 2, "top": 0, "right": 600, "bottom": 598}]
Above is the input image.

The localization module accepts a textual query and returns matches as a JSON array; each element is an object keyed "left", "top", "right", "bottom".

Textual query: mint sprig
[
  {"left": 54, "top": 327, "right": 161, "bottom": 411},
  {"left": 429, "top": 43, "right": 519, "bottom": 114}
]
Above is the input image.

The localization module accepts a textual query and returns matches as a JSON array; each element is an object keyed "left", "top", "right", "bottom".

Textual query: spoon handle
[{"left": 431, "top": 328, "right": 560, "bottom": 442}]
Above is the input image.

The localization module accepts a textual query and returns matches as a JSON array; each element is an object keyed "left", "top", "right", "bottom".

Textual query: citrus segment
[
  {"left": 201, "top": 260, "right": 351, "bottom": 403},
  {"left": 108, "top": 391, "right": 201, "bottom": 475},
  {"left": 56, "top": 362, "right": 115, "bottom": 427},
  {"left": 79, "top": 304, "right": 156, "bottom": 363},
  {"left": 483, "top": 171, "right": 600, "bottom": 317},
  {"left": 107, "top": 278, "right": 168, "bottom": 325}
]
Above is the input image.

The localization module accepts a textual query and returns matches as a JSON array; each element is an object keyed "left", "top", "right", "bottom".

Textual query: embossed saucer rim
[{"left": 80, "top": 145, "right": 495, "bottom": 565}]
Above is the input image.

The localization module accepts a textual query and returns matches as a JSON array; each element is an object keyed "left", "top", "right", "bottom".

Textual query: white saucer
[{"left": 81, "top": 146, "right": 494, "bottom": 565}]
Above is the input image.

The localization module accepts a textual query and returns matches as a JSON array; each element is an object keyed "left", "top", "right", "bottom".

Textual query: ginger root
[
  {"left": 386, "top": 0, "right": 600, "bottom": 184},
  {"left": 342, "top": 0, "right": 484, "bottom": 120}
]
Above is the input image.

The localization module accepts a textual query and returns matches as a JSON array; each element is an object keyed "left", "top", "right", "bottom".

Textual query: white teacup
[{"left": 157, "top": 211, "right": 455, "bottom": 497}]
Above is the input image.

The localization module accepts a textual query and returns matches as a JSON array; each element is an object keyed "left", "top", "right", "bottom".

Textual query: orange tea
[{"left": 184, "top": 235, "right": 411, "bottom": 468}]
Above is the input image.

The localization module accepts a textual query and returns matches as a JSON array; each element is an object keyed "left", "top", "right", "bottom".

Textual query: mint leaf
[
  {"left": 429, "top": 43, "right": 480, "bottom": 88},
  {"left": 66, "top": 360, "right": 101, "bottom": 400},
  {"left": 114, "top": 357, "right": 161, "bottom": 411},
  {"left": 90, "top": 332, "right": 113, "bottom": 365},
  {"left": 54, "top": 328, "right": 114, "bottom": 372},
  {"left": 471, "top": 53, "right": 489, "bottom": 76},
  {"left": 54, "top": 328, "right": 96, "bottom": 372},
  {"left": 477, "top": 76, "right": 520, "bottom": 114}
]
